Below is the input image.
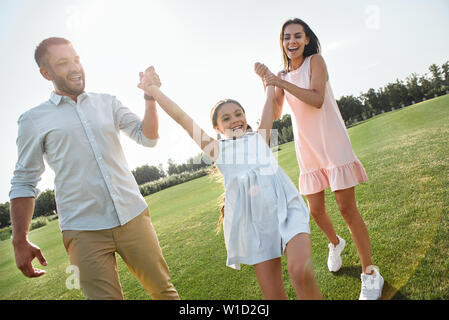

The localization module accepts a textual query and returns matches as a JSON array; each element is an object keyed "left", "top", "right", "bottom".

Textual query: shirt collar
[{"left": 49, "top": 91, "right": 89, "bottom": 106}]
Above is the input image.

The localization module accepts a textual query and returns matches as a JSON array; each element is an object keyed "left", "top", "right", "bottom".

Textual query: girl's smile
[{"left": 214, "top": 103, "right": 248, "bottom": 139}]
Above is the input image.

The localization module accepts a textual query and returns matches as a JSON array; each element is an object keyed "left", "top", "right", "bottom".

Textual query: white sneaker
[
  {"left": 359, "top": 266, "right": 384, "bottom": 300},
  {"left": 327, "top": 235, "right": 346, "bottom": 272}
]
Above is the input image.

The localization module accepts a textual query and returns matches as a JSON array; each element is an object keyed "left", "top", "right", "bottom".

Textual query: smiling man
[{"left": 9, "top": 37, "right": 179, "bottom": 300}]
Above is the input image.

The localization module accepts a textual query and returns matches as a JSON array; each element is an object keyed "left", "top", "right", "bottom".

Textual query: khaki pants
[{"left": 62, "top": 208, "right": 179, "bottom": 300}]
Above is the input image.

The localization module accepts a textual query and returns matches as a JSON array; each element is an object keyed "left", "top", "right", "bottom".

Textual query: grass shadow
[{"left": 333, "top": 265, "right": 361, "bottom": 279}]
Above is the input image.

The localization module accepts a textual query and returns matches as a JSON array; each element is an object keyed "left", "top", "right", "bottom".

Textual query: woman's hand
[{"left": 263, "top": 71, "right": 281, "bottom": 87}]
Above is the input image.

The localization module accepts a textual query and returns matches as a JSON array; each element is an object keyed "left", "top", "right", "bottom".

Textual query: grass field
[{"left": 0, "top": 95, "right": 448, "bottom": 300}]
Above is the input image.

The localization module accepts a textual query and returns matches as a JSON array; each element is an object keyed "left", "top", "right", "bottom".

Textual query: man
[{"left": 9, "top": 37, "right": 179, "bottom": 300}]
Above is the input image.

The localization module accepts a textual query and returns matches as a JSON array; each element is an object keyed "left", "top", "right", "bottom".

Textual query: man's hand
[{"left": 12, "top": 239, "right": 47, "bottom": 277}]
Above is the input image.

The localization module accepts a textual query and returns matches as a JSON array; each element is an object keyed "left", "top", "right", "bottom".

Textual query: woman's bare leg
[
  {"left": 334, "top": 187, "right": 373, "bottom": 273},
  {"left": 306, "top": 191, "right": 339, "bottom": 246}
]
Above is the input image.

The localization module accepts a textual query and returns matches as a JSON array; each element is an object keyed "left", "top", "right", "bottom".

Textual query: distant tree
[
  {"left": 429, "top": 64, "right": 444, "bottom": 95},
  {"left": 0, "top": 202, "right": 10, "bottom": 228},
  {"left": 281, "top": 126, "right": 293, "bottom": 143},
  {"left": 272, "top": 114, "right": 293, "bottom": 144},
  {"left": 337, "top": 95, "right": 366, "bottom": 123},
  {"left": 441, "top": 61, "right": 449, "bottom": 86},
  {"left": 384, "top": 79, "right": 409, "bottom": 108},
  {"left": 405, "top": 73, "right": 423, "bottom": 102},
  {"left": 167, "top": 158, "right": 179, "bottom": 176},
  {"left": 34, "top": 189, "right": 56, "bottom": 217},
  {"left": 418, "top": 74, "right": 433, "bottom": 99},
  {"left": 361, "top": 88, "right": 382, "bottom": 114},
  {"left": 132, "top": 164, "right": 166, "bottom": 185}
]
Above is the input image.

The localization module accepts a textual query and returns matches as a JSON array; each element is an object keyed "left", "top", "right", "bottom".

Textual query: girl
[
  {"left": 138, "top": 66, "right": 322, "bottom": 300},
  {"left": 255, "top": 18, "right": 383, "bottom": 300}
]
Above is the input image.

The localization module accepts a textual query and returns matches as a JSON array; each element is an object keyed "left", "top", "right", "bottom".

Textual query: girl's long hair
[{"left": 280, "top": 18, "right": 321, "bottom": 73}]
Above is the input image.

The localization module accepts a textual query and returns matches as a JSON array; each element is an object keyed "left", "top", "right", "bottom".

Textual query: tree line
[
  {"left": 1, "top": 61, "right": 447, "bottom": 229},
  {"left": 337, "top": 61, "right": 449, "bottom": 125}
]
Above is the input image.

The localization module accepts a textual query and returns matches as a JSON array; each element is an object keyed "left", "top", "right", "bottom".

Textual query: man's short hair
[{"left": 34, "top": 37, "right": 72, "bottom": 67}]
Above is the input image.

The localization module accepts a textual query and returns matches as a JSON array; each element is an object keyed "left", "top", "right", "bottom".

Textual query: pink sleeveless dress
[{"left": 281, "top": 54, "right": 368, "bottom": 195}]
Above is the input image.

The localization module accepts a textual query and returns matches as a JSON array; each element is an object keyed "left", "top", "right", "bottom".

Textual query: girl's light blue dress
[{"left": 215, "top": 132, "right": 310, "bottom": 270}]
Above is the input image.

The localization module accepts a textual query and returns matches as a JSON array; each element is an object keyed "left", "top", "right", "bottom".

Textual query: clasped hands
[
  {"left": 138, "top": 66, "right": 161, "bottom": 97},
  {"left": 254, "top": 62, "right": 279, "bottom": 88}
]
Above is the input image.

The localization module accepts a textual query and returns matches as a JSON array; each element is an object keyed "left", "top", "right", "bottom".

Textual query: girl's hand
[{"left": 254, "top": 62, "right": 269, "bottom": 79}]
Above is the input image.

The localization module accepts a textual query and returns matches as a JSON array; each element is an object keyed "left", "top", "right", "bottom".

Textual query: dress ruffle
[{"left": 299, "top": 159, "right": 368, "bottom": 195}]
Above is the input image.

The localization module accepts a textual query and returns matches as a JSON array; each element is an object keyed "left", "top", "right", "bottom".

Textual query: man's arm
[
  {"left": 10, "top": 112, "right": 48, "bottom": 277},
  {"left": 10, "top": 197, "right": 47, "bottom": 277},
  {"left": 113, "top": 96, "right": 159, "bottom": 147}
]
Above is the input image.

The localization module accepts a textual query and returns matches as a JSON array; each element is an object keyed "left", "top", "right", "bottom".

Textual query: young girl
[
  {"left": 138, "top": 66, "right": 322, "bottom": 300},
  {"left": 255, "top": 18, "right": 384, "bottom": 300}
]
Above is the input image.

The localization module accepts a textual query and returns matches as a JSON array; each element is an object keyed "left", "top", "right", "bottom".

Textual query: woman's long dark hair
[{"left": 280, "top": 18, "right": 321, "bottom": 72}]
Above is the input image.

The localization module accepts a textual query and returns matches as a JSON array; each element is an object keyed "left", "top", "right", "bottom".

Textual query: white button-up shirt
[{"left": 10, "top": 92, "right": 157, "bottom": 231}]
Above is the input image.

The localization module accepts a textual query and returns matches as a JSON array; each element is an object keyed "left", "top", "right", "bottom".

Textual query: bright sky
[{"left": 1, "top": 0, "right": 448, "bottom": 203}]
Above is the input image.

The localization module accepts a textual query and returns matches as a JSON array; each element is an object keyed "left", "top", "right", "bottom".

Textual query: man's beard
[{"left": 53, "top": 72, "right": 85, "bottom": 97}]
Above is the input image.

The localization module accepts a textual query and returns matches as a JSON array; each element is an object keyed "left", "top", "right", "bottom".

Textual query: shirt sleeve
[
  {"left": 112, "top": 96, "right": 158, "bottom": 148},
  {"left": 9, "top": 113, "right": 46, "bottom": 200}
]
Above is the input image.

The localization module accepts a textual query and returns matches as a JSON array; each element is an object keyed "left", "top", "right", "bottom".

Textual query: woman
[{"left": 256, "top": 18, "right": 384, "bottom": 300}]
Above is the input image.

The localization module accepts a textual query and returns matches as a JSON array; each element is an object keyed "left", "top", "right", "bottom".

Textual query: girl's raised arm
[
  {"left": 257, "top": 85, "right": 276, "bottom": 145},
  {"left": 254, "top": 62, "right": 276, "bottom": 145},
  {"left": 139, "top": 67, "right": 219, "bottom": 162},
  {"left": 255, "top": 63, "right": 285, "bottom": 120},
  {"left": 273, "top": 71, "right": 285, "bottom": 120}
]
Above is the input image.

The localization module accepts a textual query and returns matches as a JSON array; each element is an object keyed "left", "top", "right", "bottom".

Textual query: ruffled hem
[{"left": 299, "top": 160, "right": 368, "bottom": 195}]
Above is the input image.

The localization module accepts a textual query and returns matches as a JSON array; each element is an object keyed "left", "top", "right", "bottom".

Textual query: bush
[
  {"left": 139, "top": 168, "right": 210, "bottom": 197},
  {"left": 0, "top": 226, "right": 12, "bottom": 241},
  {"left": 30, "top": 217, "right": 48, "bottom": 231},
  {"left": 0, "top": 202, "right": 10, "bottom": 229}
]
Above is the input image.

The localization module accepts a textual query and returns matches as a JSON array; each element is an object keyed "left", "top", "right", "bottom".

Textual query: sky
[{"left": 1, "top": 0, "right": 448, "bottom": 203}]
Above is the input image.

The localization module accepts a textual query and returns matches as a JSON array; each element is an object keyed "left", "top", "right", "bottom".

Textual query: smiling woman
[
  {"left": 280, "top": 18, "right": 321, "bottom": 73},
  {"left": 255, "top": 17, "right": 383, "bottom": 299}
]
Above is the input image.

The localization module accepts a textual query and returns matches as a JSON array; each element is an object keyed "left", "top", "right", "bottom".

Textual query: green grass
[{"left": 0, "top": 95, "right": 448, "bottom": 300}]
